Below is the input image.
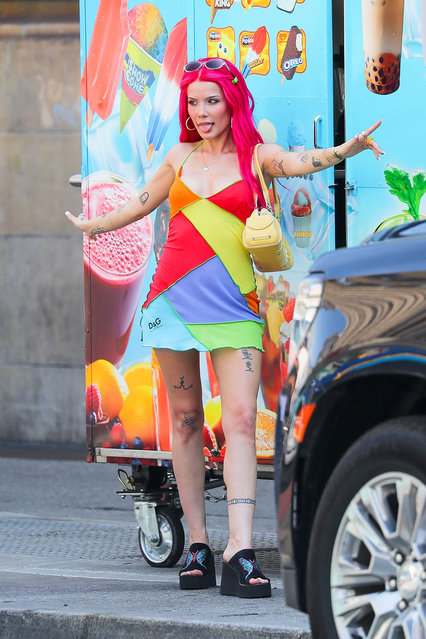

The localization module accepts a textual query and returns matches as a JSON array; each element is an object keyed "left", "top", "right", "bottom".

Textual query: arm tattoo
[
  {"left": 181, "top": 412, "right": 197, "bottom": 431},
  {"left": 90, "top": 225, "right": 105, "bottom": 237},
  {"left": 272, "top": 157, "right": 288, "bottom": 177},
  {"left": 228, "top": 498, "right": 256, "bottom": 505},
  {"left": 333, "top": 149, "right": 345, "bottom": 162},
  {"left": 242, "top": 348, "right": 254, "bottom": 373},
  {"left": 312, "top": 156, "right": 323, "bottom": 168},
  {"left": 300, "top": 153, "right": 308, "bottom": 164},
  {"left": 139, "top": 191, "right": 149, "bottom": 206},
  {"left": 173, "top": 376, "right": 193, "bottom": 390}
]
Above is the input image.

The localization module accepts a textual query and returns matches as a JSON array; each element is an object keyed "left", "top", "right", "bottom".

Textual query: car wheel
[{"left": 306, "top": 417, "right": 426, "bottom": 639}]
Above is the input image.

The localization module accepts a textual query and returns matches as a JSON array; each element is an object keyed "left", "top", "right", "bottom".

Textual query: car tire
[{"left": 306, "top": 416, "right": 426, "bottom": 639}]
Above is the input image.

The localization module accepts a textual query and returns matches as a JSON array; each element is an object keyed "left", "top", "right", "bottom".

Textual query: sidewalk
[{"left": 0, "top": 444, "right": 311, "bottom": 638}]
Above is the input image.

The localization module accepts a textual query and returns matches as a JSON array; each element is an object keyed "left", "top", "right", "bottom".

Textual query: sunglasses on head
[{"left": 183, "top": 59, "right": 238, "bottom": 82}]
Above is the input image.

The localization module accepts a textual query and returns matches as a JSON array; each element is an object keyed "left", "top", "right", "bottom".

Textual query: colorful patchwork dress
[{"left": 141, "top": 144, "right": 264, "bottom": 351}]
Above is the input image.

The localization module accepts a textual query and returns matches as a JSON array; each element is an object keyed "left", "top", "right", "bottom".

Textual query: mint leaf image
[{"left": 384, "top": 165, "right": 425, "bottom": 220}]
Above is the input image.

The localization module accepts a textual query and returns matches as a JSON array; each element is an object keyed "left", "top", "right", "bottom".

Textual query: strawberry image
[
  {"left": 86, "top": 384, "right": 103, "bottom": 421},
  {"left": 283, "top": 298, "right": 296, "bottom": 323}
]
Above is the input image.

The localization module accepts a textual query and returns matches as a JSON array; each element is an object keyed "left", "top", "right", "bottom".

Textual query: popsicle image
[
  {"left": 277, "top": 0, "right": 297, "bottom": 12},
  {"left": 361, "top": 0, "right": 404, "bottom": 95},
  {"left": 207, "top": 27, "right": 236, "bottom": 62},
  {"left": 80, "top": 0, "right": 130, "bottom": 126},
  {"left": 146, "top": 18, "right": 188, "bottom": 160},
  {"left": 287, "top": 119, "right": 305, "bottom": 151},
  {"left": 241, "top": 26, "right": 267, "bottom": 79},
  {"left": 120, "top": 3, "right": 168, "bottom": 132},
  {"left": 280, "top": 25, "right": 303, "bottom": 82},
  {"left": 291, "top": 188, "right": 311, "bottom": 248}
]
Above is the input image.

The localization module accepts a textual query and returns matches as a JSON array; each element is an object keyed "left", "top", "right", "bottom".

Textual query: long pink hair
[{"left": 179, "top": 58, "right": 264, "bottom": 208}]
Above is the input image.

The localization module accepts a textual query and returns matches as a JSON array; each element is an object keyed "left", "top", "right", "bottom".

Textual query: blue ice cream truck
[{"left": 79, "top": 0, "right": 426, "bottom": 566}]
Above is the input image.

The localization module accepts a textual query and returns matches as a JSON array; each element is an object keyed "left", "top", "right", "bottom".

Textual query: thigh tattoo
[
  {"left": 242, "top": 348, "right": 254, "bottom": 373},
  {"left": 173, "top": 376, "right": 193, "bottom": 390}
]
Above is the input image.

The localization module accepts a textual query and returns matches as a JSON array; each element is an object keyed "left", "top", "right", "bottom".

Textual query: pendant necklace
[{"left": 201, "top": 146, "right": 220, "bottom": 172}]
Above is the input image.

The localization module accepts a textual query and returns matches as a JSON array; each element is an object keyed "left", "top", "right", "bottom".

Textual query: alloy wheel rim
[{"left": 330, "top": 471, "right": 426, "bottom": 638}]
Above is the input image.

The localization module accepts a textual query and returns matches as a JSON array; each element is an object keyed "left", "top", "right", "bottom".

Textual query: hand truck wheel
[{"left": 138, "top": 506, "right": 184, "bottom": 567}]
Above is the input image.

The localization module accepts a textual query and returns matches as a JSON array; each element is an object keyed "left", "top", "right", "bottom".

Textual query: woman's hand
[
  {"left": 65, "top": 211, "right": 100, "bottom": 239},
  {"left": 345, "top": 119, "right": 385, "bottom": 160}
]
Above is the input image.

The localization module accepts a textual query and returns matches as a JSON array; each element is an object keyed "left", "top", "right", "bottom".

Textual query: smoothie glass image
[
  {"left": 83, "top": 172, "right": 153, "bottom": 366},
  {"left": 361, "top": 0, "right": 405, "bottom": 95}
]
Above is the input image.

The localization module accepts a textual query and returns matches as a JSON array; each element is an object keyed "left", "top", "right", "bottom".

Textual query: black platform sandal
[
  {"left": 179, "top": 543, "right": 217, "bottom": 590},
  {"left": 220, "top": 548, "right": 271, "bottom": 598}
]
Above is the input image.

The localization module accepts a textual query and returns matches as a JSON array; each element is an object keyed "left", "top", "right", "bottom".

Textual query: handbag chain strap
[{"left": 252, "top": 144, "right": 281, "bottom": 219}]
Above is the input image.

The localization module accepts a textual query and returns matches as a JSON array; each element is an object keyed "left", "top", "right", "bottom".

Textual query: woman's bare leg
[
  {"left": 211, "top": 347, "right": 267, "bottom": 584},
  {"left": 154, "top": 348, "right": 206, "bottom": 575}
]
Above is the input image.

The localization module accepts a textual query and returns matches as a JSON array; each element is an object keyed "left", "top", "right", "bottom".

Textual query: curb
[{"left": 0, "top": 611, "right": 312, "bottom": 639}]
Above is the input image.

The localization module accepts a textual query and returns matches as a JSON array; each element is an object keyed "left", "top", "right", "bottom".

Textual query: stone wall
[{"left": 0, "top": 19, "right": 86, "bottom": 444}]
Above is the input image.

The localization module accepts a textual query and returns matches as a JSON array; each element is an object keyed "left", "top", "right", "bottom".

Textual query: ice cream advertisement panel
[{"left": 80, "top": 0, "right": 334, "bottom": 464}]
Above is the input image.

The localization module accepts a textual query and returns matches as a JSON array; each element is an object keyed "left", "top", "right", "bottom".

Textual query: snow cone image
[
  {"left": 291, "top": 188, "right": 312, "bottom": 248},
  {"left": 287, "top": 119, "right": 305, "bottom": 152},
  {"left": 120, "top": 3, "right": 168, "bottom": 132}
]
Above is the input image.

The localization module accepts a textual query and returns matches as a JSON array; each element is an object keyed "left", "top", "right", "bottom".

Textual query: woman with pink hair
[{"left": 67, "top": 58, "right": 383, "bottom": 598}]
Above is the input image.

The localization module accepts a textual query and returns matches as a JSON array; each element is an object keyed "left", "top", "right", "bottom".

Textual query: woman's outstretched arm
[
  {"left": 260, "top": 120, "right": 384, "bottom": 179},
  {"left": 65, "top": 148, "right": 178, "bottom": 239}
]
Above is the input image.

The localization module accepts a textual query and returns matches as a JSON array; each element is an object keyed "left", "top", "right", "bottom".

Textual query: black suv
[{"left": 275, "top": 220, "right": 426, "bottom": 639}]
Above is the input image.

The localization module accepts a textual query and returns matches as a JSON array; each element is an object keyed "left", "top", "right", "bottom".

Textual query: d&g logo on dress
[{"left": 148, "top": 318, "right": 162, "bottom": 330}]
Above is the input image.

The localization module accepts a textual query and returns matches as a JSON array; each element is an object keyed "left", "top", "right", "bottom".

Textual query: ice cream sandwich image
[{"left": 280, "top": 26, "right": 303, "bottom": 80}]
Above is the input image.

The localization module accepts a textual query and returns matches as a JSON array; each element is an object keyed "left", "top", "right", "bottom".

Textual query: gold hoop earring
[{"left": 185, "top": 117, "right": 196, "bottom": 131}]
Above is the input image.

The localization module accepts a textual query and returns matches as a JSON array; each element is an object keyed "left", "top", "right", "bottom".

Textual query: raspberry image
[{"left": 86, "top": 384, "right": 103, "bottom": 421}]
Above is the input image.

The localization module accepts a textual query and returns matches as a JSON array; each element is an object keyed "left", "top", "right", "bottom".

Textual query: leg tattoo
[
  {"left": 181, "top": 412, "right": 198, "bottom": 432},
  {"left": 242, "top": 349, "right": 254, "bottom": 373},
  {"left": 173, "top": 376, "right": 193, "bottom": 390}
]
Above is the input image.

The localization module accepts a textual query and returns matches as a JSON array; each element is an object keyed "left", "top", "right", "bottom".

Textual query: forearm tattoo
[
  {"left": 228, "top": 498, "right": 256, "bottom": 505},
  {"left": 139, "top": 191, "right": 149, "bottom": 206},
  {"left": 333, "top": 149, "right": 345, "bottom": 162},
  {"left": 90, "top": 225, "right": 105, "bottom": 237},
  {"left": 242, "top": 348, "right": 254, "bottom": 373},
  {"left": 312, "top": 156, "right": 323, "bottom": 168},
  {"left": 173, "top": 376, "right": 193, "bottom": 390},
  {"left": 91, "top": 203, "right": 126, "bottom": 237},
  {"left": 181, "top": 412, "right": 197, "bottom": 431},
  {"left": 300, "top": 153, "right": 308, "bottom": 164}
]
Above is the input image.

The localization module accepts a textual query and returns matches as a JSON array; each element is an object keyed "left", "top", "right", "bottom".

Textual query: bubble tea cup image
[{"left": 362, "top": 0, "right": 405, "bottom": 95}]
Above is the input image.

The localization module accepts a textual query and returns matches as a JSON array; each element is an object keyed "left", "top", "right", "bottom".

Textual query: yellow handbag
[{"left": 242, "top": 144, "right": 293, "bottom": 272}]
